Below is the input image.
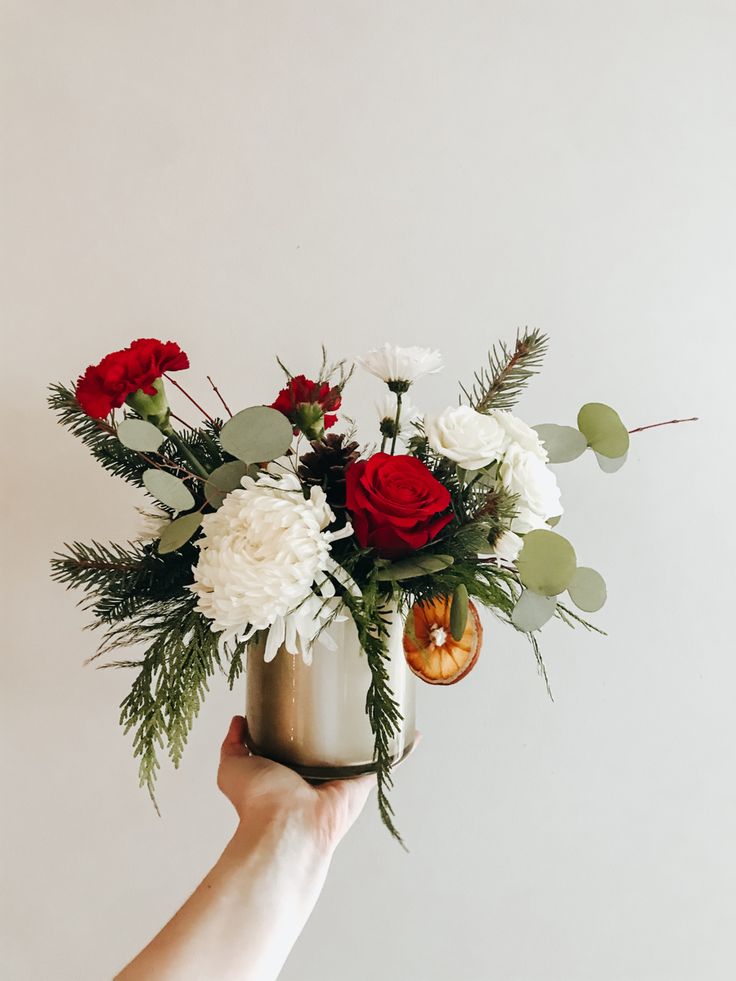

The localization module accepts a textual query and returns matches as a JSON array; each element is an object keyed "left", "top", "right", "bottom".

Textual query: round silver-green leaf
[
  {"left": 595, "top": 450, "right": 628, "bottom": 473},
  {"left": 219, "top": 406, "right": 293, "bottom": 464},
  {"left": 117, "top": 418, "right": 165, "bottom": 452},
  {"left": 577, "top": 403, "right": 630, "bottom": 459},
  {"left": 205, "top": 461, "right": 252, "bottom": 508},
  {"left": 516, "top": 529, "right": 577, "bottom": 596},
  {"left": 567, "top": 566, "right": 607, "bottom": 612},
  {"left": 511, "top": 590, "right": 558, "bottom": 632},
  {"left": 158, "top": 512, "right": 202, "bottom": 554},
  {"left": 143, "top": 469, "right": 195, "bottom": 511},
  {"left": 533, "top": 424, "right": 588, "bottom": 463}
]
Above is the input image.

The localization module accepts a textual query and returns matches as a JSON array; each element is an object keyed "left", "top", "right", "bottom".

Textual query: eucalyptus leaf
[
  {"left": 219, "top": 406, "right": 293, "bottom": 464},
  {"left": 547, "top": 514, "right": 562, "bottom": 528},
  {"left": 516, "top": 529, "right": 577, "bottom": 596},
  {"left": 511, "top": 590, "right": 558, "bottom": 632},
  {"left": 577, "top": 403, "right": 630, "bottom": 459},
  {"left": 595, "top": 450, "right": 628, "bottom": 473},
  {"left": 450, "top": 583, "right": 469, "bottom": 641},
  {"left": 205, "top": 461, "right": 252, "bottom": 508},
  {"left": 533, "top": 424, "right": 588, "bottom": 463},
  {"left": 143, "top": 469, "right": 195, "bottom": 511},
  {"left": 567, "top": 566, "right": 607, "bottom": 612},
  {"left": 117, "top": 418, "right": 165, "bottom": 452},
  {"left": 158, "top": 512, "right": 202, "bottom": 554},
  {"left": 375, "top": 554, "right": 454, "bottom": 581}
]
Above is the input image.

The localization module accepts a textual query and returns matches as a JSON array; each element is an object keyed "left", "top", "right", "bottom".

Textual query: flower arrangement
[{"left": 49, "top": 332, "right": 693, "bottom": 843}]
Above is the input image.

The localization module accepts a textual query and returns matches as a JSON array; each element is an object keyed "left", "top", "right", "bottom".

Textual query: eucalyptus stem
[
  {"left": 390, "top": 393, "right": 403, "bottom": 455},
  {"left": 163, "top": 427, "right": 210, "bottom": 480}
]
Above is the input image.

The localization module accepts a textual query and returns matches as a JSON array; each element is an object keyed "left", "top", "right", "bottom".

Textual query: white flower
[
  {"left": 498, "top": 443, "right": 563, "bottom": 533},
  {"left": 490, "top": 409, "right": 547, "bottom": 460},
  {"left": 191, "top": 472, "right": 352, "bottom": 657},
  {"left": 376, "top": 392, "right": 420, "bottom": 436},
  {"left": 358, "top": 343, "right": 443, "bottom": 388},
  {"left": 135, "top": 508, "right": 171, "bottom": 543},
  {"left": 425, "top": 405, "right": 508, "bottom": 470},
  {"left": 486, "top": 530, "right": 523, "bottom": 564}
]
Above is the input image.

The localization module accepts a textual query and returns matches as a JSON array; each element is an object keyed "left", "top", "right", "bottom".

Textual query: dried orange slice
[{"left": 403, "top": 595, "right": 483, "bottom": 685}]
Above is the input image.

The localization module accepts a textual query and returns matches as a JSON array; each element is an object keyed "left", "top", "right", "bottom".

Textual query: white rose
[
  {"left": 490, "top": 409, "right": 547, "bottom": 460},
  {"left": 425, "top": 405, "right": 508, "bottom": 470},
  {"left": 499, "top": 443, "right": 563, "bottom": 533}
]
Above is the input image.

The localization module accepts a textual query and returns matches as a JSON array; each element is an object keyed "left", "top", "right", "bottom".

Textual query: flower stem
[
  {"left": 628, "top": 416, "right": 698, "bottom": 434},
  {"left": 164, "top": 373, "right": 217, "bottom": 425},
  {"left": 163, "top": 427, "right": 210, "bottom": 479},
  {"left": 390, "top": 393, "right": 403, "bottom": 455}
]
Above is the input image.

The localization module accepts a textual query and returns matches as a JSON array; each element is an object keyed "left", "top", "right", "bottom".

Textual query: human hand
[{"left": 218, "top": 716, "right": 378, "bottom": 854}]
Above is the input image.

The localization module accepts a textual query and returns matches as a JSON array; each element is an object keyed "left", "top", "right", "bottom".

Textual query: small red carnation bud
[{"left": 271, "top": 375, "right": 341, "bottom": 437}]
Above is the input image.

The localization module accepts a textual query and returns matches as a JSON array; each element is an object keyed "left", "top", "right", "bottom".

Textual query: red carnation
[
  {"left": 345, "top": 453, "right": 452, "bottom": 559},
  {"left": 75, "top": 338, "right": 189, "bottom": 418},
  {"left": 271, "top": 375, "right": 341, "bottom": 438}
]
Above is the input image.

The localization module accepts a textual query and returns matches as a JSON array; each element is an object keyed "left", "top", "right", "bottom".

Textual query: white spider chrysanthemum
[
  {"left": 376, "top": 392, "right": 420, "bottom": 434},
  {"left": 191, "top": 472, "right": 352, "bottom": 661},
  {"left": 358, "top": 343, "right": 443, "bottom": 390}
]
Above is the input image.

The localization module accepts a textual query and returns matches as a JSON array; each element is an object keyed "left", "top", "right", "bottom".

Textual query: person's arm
[{"left": 115, "top": 716, "right": 376, "bottom": 981}]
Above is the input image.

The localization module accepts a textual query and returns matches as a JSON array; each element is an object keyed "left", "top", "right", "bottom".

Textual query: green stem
[
  {"left": 164, "top": 427, "right": 210, "bottom": 480},
  {"left": 389, "top": 393, "right": 403, "bottom": 455}
]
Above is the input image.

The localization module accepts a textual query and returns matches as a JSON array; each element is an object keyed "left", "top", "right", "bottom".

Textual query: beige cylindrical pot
[{"left": 245, "top": 605, "right": 416, "bottom": 780}]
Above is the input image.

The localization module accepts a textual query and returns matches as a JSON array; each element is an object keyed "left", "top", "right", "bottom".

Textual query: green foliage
[
  {"left": 219, "top": 406, "right": 293, "bottom": 464},
  {"left": 460, "top": 328, "right": 549, "bottom": 413},
  {"left": 107, "top": 599, "right": 246, "bottom": 802},
  {"left": 51, "top": 533, "right": 244, "bottom": 803},
  {"left": 342, "top": 579, "right": 406, "bottom": 849},
  {"left": 50, "top": 539, "right": 196, "bottom": 625},
  {"left": 48, "top": 383, "right": 149, "bottom": 488}
]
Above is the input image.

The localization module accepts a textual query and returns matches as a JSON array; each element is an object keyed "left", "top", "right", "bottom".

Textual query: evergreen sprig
[
  {"left": 48, "top": 383, "right": 149, "bottom": 487},
  {"left": 460, "top": 328, "right": 549, "bottom": 412},
  {"left": 51, "top": 539, "right": 196, "bottom": 626},
  {"left": 343, "top": 580, "right": 406, "bottom": 848},
  {"left": 101, "top": 598, "right": 245, "bottom": 804}
]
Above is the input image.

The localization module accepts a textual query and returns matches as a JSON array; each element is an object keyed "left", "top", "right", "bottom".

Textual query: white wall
[{"left": 2, "top": 2, "right": 735, "bottom": 979}]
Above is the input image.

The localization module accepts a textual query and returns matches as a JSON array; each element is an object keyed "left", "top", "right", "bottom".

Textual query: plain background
[{"left": 2, "top": 2, "right": 735, "bottom": 979}]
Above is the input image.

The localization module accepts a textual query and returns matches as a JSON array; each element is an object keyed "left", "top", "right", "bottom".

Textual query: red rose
[
  {"left": 345, "top": 453, "right": 453, "bottom": 558},
  {"left": 271, "top": 375, "right": 341, "bottom": 437},
  {"left": 75, "top": 338, "right": 189, "bottom": 418}
]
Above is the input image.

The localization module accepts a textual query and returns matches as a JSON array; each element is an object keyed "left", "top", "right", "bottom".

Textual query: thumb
[{"left": 220, "top": 715, "right": 251, "bottom": 761}]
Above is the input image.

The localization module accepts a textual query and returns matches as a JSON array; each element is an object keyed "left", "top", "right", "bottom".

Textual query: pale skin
[{"left": 115, "top": 716, "right": 412, "bottom": 981}]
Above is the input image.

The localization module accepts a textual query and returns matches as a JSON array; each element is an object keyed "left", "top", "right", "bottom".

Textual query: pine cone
[{"left": 298, "top": 434, "right": 360, "bottom": 527}]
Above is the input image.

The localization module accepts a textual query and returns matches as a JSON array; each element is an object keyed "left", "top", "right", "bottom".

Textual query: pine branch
[
  {"left": 51, "top": 539, "right": 197, "bottom": 626},
  {"left": 48, "top": 383, "right": 149, "bottom": 487},
  {"left": 343, "top": 583, "right": 406, "bottom": 849},
  {"left": 460, "top": 329, "right": 549, "bottom": 413},
  {"left": 98, "top": 598, "right": 245, "bottom": 804}
]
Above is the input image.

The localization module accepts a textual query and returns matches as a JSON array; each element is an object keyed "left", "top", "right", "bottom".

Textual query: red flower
[
  {"left": 271, "top": 375, "right": 341, "bottom": 435},
  {"left": 345, "top": 453, "right": 453, "bottom": 559},
  {"left": 75, "top": 338, "right": 189, "bottom": 418}
]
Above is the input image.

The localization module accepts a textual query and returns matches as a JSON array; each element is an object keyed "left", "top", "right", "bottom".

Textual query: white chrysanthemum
[
  {"left": 490, "top": 409, "right": 547, "bottom": 460},
  {"left": 191, "top": 472, "right": 352, "bottom": 654},
  {"left": 498, "top": 444, "right": 563, "bottom": 533},
  {"left": 358, "top": 343, "right": 443, "bottom": 387},
  {"left": 425, "top": 405, "right": 507, "bottom": 470},
  {"left": 376, "top": 392, "right": 420, "bottom": 434}
]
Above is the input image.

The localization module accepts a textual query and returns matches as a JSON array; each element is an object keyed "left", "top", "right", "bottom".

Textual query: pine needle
[{"left": 460, "top": 328, "right": 549, "bottom": 413}]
